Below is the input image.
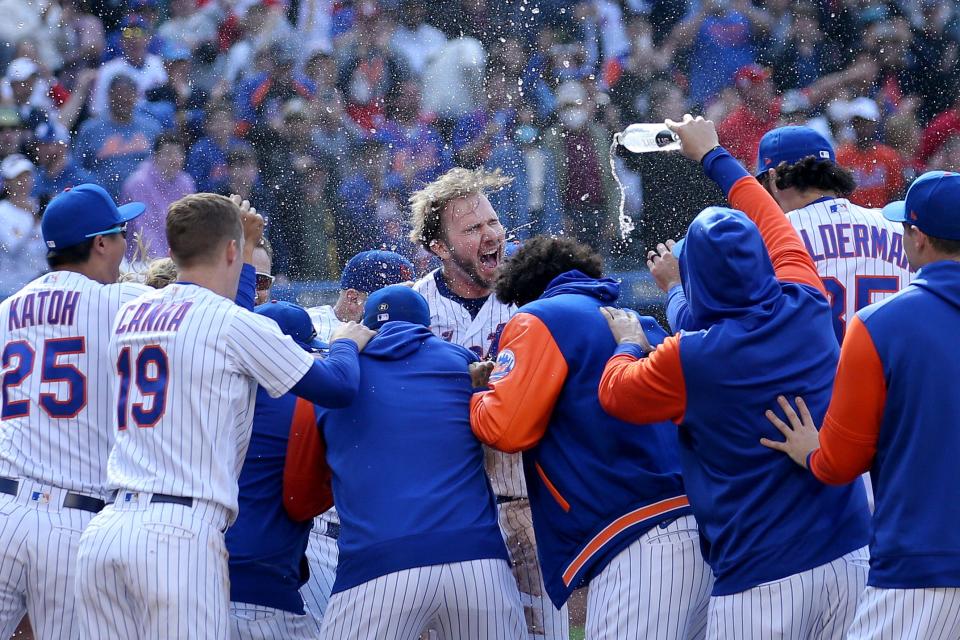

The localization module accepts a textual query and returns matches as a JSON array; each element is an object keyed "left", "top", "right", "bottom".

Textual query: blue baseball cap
[
  {"left": 362, "top": 285, "right": 430, "bottom": 330},
  {"left": 882, "top": 171, "right": 960, "bottom": 241},
  {"left": 755, "top": 126, "right": 835, "bottom": 176},
  {"left": 41, "top": 184, "right": 145, "bottom": 250},
  {"left": 255, "top": 300, "right": 325, "bottom": 352},
  {"left": 341, "top": 250, "right": 415, "bottom": 293}
]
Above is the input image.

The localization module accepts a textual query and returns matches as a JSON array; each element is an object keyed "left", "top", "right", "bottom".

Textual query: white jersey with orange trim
[
  {"left": 105, "top": 283, "right": 315, "bottom": 520},
  {"left": 787, "top": 198, "right": 913, "bottom": 343},
  {"left": 0, "top": 271, "right": 149, "bottom": 495},
  {"left": 412, "top": 269, "right": 520, "bottom": 497}
]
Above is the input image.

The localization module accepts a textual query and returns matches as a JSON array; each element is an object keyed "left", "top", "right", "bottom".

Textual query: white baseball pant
[
  {"left": 586, "top": 514, "right": 713, "bottom": 639},
  {"left": 300, "top": 518, "right": 338, "bottom": 631},
  {"left": 0, "top": 482, "right": 101, "bottom": 640},
  {"left": 320, "top": 558, "right": 526, "bottom": 640},
  {"left": 847, "top": 586, "right": 960, "bottom": 640},
  {"left": 74, "top": 492, "right": 232, "bottom": 640},
  {"left": 230, "top": 602, "right": 319, "bottom": 639},
  {"left": 498, "top": 499, "right": 569, "bottom": 639},
  {"left": 706, "top": 545, "right": 869, "bottom": 639}
]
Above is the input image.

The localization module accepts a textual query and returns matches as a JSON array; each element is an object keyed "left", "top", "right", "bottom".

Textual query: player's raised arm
[
  {"left": 232, "top": 194, "right": 264, "bottom": 311},
  {"left": 667, "top": 115, "right": 825, "bottom": 295}
]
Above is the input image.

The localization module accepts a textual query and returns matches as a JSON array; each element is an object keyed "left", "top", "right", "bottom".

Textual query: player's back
[
  {"left": 788, "top": 197, "right": 912, "bottom": 341},
  {"left": 0, "top": 271, "right": 147, "bottom": 496},
  {"left": 106, "top": 283, "right": 310, "bottom": 518}
]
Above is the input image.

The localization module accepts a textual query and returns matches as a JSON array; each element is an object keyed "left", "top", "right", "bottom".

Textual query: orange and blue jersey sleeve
[
  {"left": 598, "top": 336, "right": 687, "bottom": 425},
  {"left": 470, "top": 313, "right": 568, "bottom": 453},
  {"left": 809, "top": 315, "right": 886, "bottom": 484},
  {"left": 702, "top": 147, "right": 826, "bottom": 296},
  {"left": 282, "top": 398, "right": 334, "bottom": 522}
]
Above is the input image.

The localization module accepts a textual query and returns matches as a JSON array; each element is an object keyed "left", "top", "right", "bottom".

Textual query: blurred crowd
[{"left": 2, "top": 0, "right": 960, "bottom": 294}]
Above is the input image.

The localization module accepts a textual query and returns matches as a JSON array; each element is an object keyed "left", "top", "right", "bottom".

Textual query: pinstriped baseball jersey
[
  {"left": 787, "top": 198, "right": 912, "bottom": 342},
  {"left": 0, "top": 271, "right": 149, "bottom": 496},
  {"left": 106, "top": 283, "right": 314, "bottom": 520},
  {"left": 412, "top": 269, "right": 522, "bottom": 498},
  {"left": 307, "top": 305, "right": 341, "bottom": 345},
  {"left": 307, "top": 303, "right": 341, "bottom": 536}
]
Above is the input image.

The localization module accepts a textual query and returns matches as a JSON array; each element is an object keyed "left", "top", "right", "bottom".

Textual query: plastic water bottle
[{"left": 615, "top": 123, "right": 681, "bottom": 153}]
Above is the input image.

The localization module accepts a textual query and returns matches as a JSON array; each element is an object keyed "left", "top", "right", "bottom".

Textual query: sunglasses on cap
[{"left": 256, "top": 272, "right": 275, "bottom": 290}]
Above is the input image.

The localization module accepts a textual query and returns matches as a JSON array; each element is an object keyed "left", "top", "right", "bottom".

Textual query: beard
[{"left": 449, "top": 250, "right": 494, "bottom": 290}]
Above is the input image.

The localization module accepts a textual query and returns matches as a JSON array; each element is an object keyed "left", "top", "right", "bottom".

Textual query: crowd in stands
[{"left": 2, "top": 0, "right": 960, "bottom": 295}]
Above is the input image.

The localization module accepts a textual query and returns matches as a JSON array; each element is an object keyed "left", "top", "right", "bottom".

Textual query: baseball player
[
  {"left": 0, "top": 184, "right": 148, "bottom": 640},
  {"left": 755, "top": 126, "right": 912, "bottom": 344},
  {"left": 226, "top": 300, "right": 332, "bottom": 639},
  {"left": 762, "top": 170, "right": 960, "bottom": 640},
  {"left": 470, "top": 235, "right": 712, "bottom": 639},
  {"left": 317, "top": 285, "right": 525, "bottom": 639},
  {"left": 597, "top": 116, "right": 871, "bottom": 639},
  {"left": 300, "top": 249, "right": 413, "bottom": 628},
  {"left": 251, "top": 236, "right": 274, "bottom": 305},
  {"left": 0, "top": 184, "right": 152, "bottom": 639},
  {"left": 409, "top": 167, "right": 568, "bottom": 639},
  {"left": 73, "top": 193, "right": 374, "bottom": 639}
]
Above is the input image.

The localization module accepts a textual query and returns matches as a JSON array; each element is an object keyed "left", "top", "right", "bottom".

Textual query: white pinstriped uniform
[
  {"left": 413, "top": 270, "right": 569, "bottom": 640},
  {"left": 0, "top": 271, "right": 148, "bottom": 640},
  {"left": 320, "top": 559, "right": 526, "bottom": 640},
  {"left": 788, "top": 197, "right": 912, "bottom": 510},
  {"left": 230, "top": 602, "right": 320, "bottom": 640},
  {"left": 301, "top": 303, "right": 343, "bottom": 629},
  {"left": 75, "top": 283, "right": 315, "bottom": 640},
  {"left": 586, "top": 515, "right": 713, "bottom": 640},
  {"left": 706, "top": 546, "right": 869, "bottom": 639},
  {"left": 847, "top": 586, "right": 960, "bottom": 640}
]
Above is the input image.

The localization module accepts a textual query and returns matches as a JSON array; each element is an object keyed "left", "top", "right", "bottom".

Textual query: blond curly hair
[
  {"left": 144, "top": 258, "right": 178, "bottom": 289},
  {"left": 408, "top": 167, "right": 513, "bottom": 251}
]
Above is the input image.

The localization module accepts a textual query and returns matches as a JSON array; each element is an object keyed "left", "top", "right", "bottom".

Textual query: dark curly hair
[
  {"left": 757, "top": 156, "right": 857, "bottom": 196},
  {"left": 494, "top": 235, "right": 603, "bottom": 307}
]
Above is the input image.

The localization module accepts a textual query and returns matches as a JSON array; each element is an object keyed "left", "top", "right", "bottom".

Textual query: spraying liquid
[{"left": 609, "top": 124, "right": 682, "bottom": 239}]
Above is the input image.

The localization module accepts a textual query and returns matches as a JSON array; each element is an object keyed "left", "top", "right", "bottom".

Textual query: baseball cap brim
[
  {"left": 881, "top": 200, "right": 907, "bottom": 223},
  {"left": 118, "top": 201, "right": 146, "bottom": 222}
]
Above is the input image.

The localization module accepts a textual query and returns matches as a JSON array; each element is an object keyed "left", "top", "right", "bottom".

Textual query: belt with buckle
[
  {"left": 113, "top": 491, "right": 193, "bottom": 508},
  {"left": 496, "top": 495, "right": 523, "bottom": 505},
  {"left": 0, "top": 476, "right": 105, "bottom": 513}
]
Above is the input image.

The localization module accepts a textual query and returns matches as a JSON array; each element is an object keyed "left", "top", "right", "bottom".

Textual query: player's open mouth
[{"left": 478, "top": 250, "right": 500, "bottom": 270}]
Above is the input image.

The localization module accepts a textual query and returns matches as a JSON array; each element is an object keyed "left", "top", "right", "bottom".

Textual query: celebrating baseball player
[
  {"left": 301, "top": 248, "right": 414, "bottom": 628},
  {"left": 226, "top": 300, "right": 338, "bottom": 639},
  {"left": 73, "top": 193, "right": 373, "bottom": 639},
  {"left": 317, "top": 285, "right": 525, "bottom": 639},
  {"left": 762, "top": 170, "right": 960, "bottom": 640},
  {"left": 598, "top": 116, "right": 871, "bottom": 639},
  {"left": 409, "top": 167, "right": 567, "bottom": 638},
  {"left": 470, "top": 235, "right": 712, "bottom": 639},
  {"left": 0, "top": 184, "right": 149, "bottom": 640}
]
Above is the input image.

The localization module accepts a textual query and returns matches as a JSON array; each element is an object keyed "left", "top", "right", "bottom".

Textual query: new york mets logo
[{"left": 489, "top": 349, "right": 515, "bottom": 383}]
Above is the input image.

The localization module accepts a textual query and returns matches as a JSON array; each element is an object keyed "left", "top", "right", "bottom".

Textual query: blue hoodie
[
  {"left": 471, "top": 271, "right": 693, "bottom": 607},
  {"left": 599, "top": 149, "right": 871, "bottom": 595},
  {"left": 318, "top": 322, "right": 509, "bottom": 593}
]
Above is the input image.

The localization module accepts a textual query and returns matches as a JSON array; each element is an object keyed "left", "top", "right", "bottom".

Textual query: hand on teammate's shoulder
[
  {"left": 469, "top": 361, "right": 496, "bottom": 389},
  {"left": 331, "top": 322, "right": 376, "bottom": 352}
]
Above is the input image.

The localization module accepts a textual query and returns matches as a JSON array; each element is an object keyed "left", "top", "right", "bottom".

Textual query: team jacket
[
  {"left": 470, "top": 272, "right": 691, "bottom": 608},
  {"left": 808, "top": 259, "right": 960, "bottom": 588},
  {"left": 598, "top": 148, "right": 871, "bottom": 596},
  {"left": 226, "top": 390, "right": 325, "bottom": 614},
  {"left": 318, "top": 321, "right": 509, "bottom": 594}
]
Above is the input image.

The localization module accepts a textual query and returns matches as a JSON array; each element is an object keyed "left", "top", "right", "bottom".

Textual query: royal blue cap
[
  {"left": 41, "top": 184, "right": 145, "bottom": 250},
  {"left": 255, "top": 300, "right": 325, "bottom": 352},
  {"left": 755, "top": 126, "right": 835, "bottom": 176},
  {"left": 882, "top": 171, "right": 960, "bottom": 241},
  {"left": 362, "top": 285, "right": 430, "bottom": 330},
  {"left": 341, "top": 250, "right": 414, "bottom": 293}
]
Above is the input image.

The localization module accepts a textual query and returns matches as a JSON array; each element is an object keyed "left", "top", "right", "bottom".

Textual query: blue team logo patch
[{"left": 489, "top": 349, "right": 515, "bottom": 383}]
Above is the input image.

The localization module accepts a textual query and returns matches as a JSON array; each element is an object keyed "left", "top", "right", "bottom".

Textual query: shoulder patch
[{"left": 489, "top": 348, "right": 515, "bottom": 383}]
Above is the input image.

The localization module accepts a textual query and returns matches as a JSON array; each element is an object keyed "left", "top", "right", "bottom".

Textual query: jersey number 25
[{"left": 1, "top": 338, "right": 87, "bottom": 420}]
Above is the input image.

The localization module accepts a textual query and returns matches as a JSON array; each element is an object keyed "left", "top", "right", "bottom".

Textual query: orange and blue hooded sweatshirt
[
  {"left": 807, "top": 259, "right": 960, "bottom": 588},
  {"left": 470, "top": 272, "right": 691, "bottom": 608},
  {"left": 598, "top": 147, "right": 871, "bottom": 596}
]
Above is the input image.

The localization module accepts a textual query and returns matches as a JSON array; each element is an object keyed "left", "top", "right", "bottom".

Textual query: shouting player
[
  {"left": 73, "top": 193, "right": 374, "bottom": 639},
  {"left": 0, "top": 184, "right": 148, "bottom": 640},
  {"left": 409, "top": 167, "right": 568, "bottom": 639}
]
